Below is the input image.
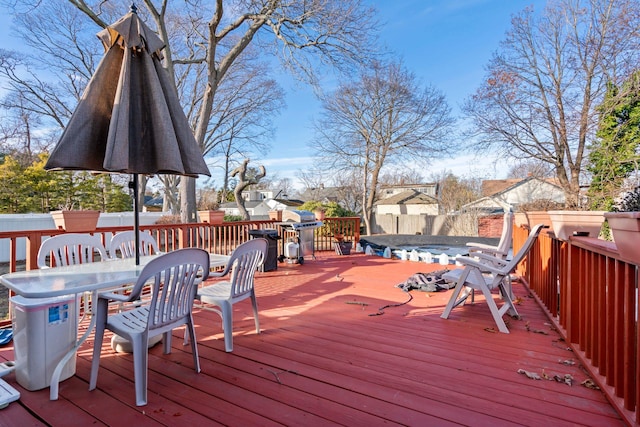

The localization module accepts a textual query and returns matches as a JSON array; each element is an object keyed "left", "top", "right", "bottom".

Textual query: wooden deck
[{"left": 0, "top": 251, "right": 624, "bottom": 426}]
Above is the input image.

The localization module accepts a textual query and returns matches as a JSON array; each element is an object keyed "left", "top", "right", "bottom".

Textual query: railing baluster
[{"left": 514, "top": 224, "right": 638, "bottom": 425}]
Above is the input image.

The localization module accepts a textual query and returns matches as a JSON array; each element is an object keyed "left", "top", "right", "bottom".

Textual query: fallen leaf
[
  {"left": 553, "top": 374, "right": 573, "bottom": 386},
  {"left": 564, "top": 374, "right": 573, "bottom": 386},
  {"left": 345, "top": 301, "right": 369, "bottom": 306},
  {"left": 559, "top": 359, "right": 575, "bottom": 366},
  {"left": 517, "top": 369, "right": 541, "bottom": 380},
  {"left": 581, "top": 379, "right": 600, "bottom": 390},
  {"left": 525, "top": 322, "right": 549, "bottom": 334}
]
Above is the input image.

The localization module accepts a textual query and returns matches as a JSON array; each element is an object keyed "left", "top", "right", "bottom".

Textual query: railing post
[
  {"left": 25, "top": 231, "right": 41, "bottom": 270},
  {"left": 177, "top": 225, "right": 189, "bottom": 249},
  {"left": 9, "top": 237, "right": 17, "bottom": 272}
]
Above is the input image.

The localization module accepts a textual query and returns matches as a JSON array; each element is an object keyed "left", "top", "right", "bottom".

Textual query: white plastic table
[{"left": 0, "top": 252, "right": 230, "bottom": 400}]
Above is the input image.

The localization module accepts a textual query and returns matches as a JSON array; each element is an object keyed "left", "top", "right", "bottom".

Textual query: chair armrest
[
  {"left": 466, "top": 242, "right": 498, "bottom": 251},
  {"left": 473, "top": 252, "right": 509, "bottom": 265},
  {"left": 97, "top": 292, "right": 132, "bottom": 302},
  {"left": 468, "top": 245, "right": 502, "bottom": 256},
  {"left": 207, "top": 270, "right": 227, "bottom": 279},
  {"left": 456, "top": 256, "right": 505, "bottom": 275}
]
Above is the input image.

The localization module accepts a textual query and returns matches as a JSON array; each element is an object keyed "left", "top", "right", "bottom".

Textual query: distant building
[
  {"left": 374, "top": 189, "right": 439, "bottom": 215},
  {"left": 379, "top": 183, "right": 439, "bottom": 199},
  {"left": 220, "top": 189, "right": 303, "bottom": 218},
  {"left": 240, "top": 189, "right": 275, "bottom": 202},
  {"left": 462, "top": 176, "right": 565, "bottom": 213},
  {"left": 297, "top": 184, "right": 341, "bottom": 203},
  {"left": 144, "top": 195, "right": 163, "bottom": 212}
]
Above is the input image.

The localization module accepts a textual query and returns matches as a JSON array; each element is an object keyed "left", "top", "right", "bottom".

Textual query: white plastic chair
[
  {"left": 194, "top": 238, "right": 267, "bottom": 352},
  {"left": 38, "top": 233, "right": 109, "bottom": 319},
  {"left": 108, "top": 231, "right": 161, "bottom": 313},
  {"left": 441, "top": 224, "right": 544, "bottom": 333},
  {"left": 89, "top": 248, "right": 209, "bottom": 406},
  {"left": 108, "top": 230, "right": 160, "bottom": 259},
  {"left": 462, "top": 211, "right": 514, "bottom": 301},
  {"left": 37, "top": 233, "right": 108, "bottom": 268},
  {"left": 466, "top": 211, "right": 514, "bottom": 260}
]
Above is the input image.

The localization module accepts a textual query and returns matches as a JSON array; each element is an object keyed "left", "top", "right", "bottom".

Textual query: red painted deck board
[{"left": 0, "top": 252, "right": 624, "bottom": 426}]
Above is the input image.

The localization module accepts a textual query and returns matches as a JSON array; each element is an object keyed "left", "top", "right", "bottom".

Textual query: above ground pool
[{"left": 358, "top": 234, "right": 501, "bottom": 264}]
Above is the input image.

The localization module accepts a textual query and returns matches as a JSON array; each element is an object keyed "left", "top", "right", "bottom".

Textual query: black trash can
[{"left": 248, "top": 229, "right": 280, "bottom": 271}]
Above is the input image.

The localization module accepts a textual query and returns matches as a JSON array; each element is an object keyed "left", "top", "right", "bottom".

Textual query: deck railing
[
  {"left": 3, "top": 217, "right": 635, "bottom": 422},
  {"left": 513, "top": 225, "right": 639, "bottom": 426},
  {"left": 0, "top": 216, "right": 361, "bottom": 273}
]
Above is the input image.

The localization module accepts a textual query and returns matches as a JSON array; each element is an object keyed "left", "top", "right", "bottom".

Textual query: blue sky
[
  {"left": 260, "top": 0, "right": 548, "bottom": 187},
  {"left": 0, "top": 1, "right": 547, "bottom": 189}
]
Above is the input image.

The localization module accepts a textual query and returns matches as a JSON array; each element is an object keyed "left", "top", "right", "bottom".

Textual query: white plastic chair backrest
[
  {"left": 500, "top": 224, "right": 544, "bottom": 275},
  {"left": 127, "top": 248, "right": 210, "bottom": 330},
  {"left": 38, "top": 233, "right": 108, "bottom": 268},
  {"left": 109, "top": 230, "right": 159, "bottom": 259},
  {"left": 495, "top": 212, "right": 515, "bottom": 257},
  {"left": 223, "top": 239, "right": 267, "bottom": 299}
]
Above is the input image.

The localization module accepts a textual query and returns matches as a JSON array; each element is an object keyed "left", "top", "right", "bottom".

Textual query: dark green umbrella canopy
[
  {"left": 46, "top": 8, "right": 209, "bottom": 264},
  {"left": 46, "top": 9, "right": 209, "bottom": 177}
]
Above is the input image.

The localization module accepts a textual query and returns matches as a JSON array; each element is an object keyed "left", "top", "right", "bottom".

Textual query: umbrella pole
[{"left": 133, "top": 174, "right": 140, "bottom": 265}]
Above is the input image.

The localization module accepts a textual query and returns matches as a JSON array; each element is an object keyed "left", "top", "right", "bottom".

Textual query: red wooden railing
[
  {"left": 514, "top": 225, "right": 639, "bottom": 426},
  {"left": 4, "top": 217, "right": 636, "bottom": 422},
  {"left": 0, "top": 217, "right": 361, "bottom": 273}
]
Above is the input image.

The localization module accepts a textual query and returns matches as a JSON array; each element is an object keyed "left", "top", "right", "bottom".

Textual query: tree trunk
[
  {"left": 180, "top": 177, "right": 198, "bottom": 222},
  {"left": 230, "top": 159, "right": 266, "bottom": 221}
]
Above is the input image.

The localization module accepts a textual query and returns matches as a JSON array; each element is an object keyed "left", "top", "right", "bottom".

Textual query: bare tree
[
  {"left": 506, "top": 159, "right": 554, "bottom": 179},
  {"left": 231, "top": 158, "right": 266, "bottom": 220},
  {"left": 3, "top": 1, "right": 377, "bottom": 219},
  {"left": 278, "top": 178, "right": 294, "bottom": 198},
  {"left": 297, "top": 166, "right": 331, "bottom": 200},
  {"left": 176, "top": 0, "right": 379, "bottom": 222},
  {"left": 0, "top": 1, "right": 101, "bottom": 145},
  {"left": 379, "top": 170, "right": 425, "bottom": 187},
  {"left": 0, "top": 95, "right": 53, "bottom": 163},
  {"left": 463, "top": 0, "right": 640, "bottom": 207},
  {"left": 329, "top": 169, "right": 362, "bottom": 215},
  {"left": 433, "top": 171, "right": 482, "bottom": 214},
  {"left": 208, "top": 58, "right": 284, "bottom": 202},
  {"left": 313, "top": 60, "right": 455, "bottom": 235}
]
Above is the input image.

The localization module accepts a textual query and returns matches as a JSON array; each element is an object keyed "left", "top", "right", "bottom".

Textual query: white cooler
[{"left": 11, "top": 295, "right": 78, "bottom": 391}]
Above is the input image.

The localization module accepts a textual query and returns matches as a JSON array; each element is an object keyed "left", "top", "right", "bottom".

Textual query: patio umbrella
[{"left": 45, "top": 6, "right": 210, "bottom": 264}]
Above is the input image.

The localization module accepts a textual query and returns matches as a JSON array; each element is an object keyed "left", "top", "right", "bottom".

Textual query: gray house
[
  {"left": 462, "top": 176, "right": 565, "bottom": 213},
  {"left": 374, "top": 189, "right": 439, "bottom": 215}
]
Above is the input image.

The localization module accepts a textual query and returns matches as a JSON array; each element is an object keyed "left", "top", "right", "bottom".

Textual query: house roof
[
  {"left": 379, "top": 182, "right": 438, "bottom": 190},
  {"left": 273, "top": 198, "right": 304, "bottom": 207},
  {"left": 375, "top": 189, "right": 438, "bottom": 205},
  {"left": 481, "top": 179, "right": 523, "bottom": 197},
  {"left": 220, "top": 200, "right": 262, "bottom": 209},
  {"left": 482, "top": 176, "right": 562, "bottom": 197},
  {"left": 493, "top": 176, "right": 563, "bottom": 198},
  {"left": 298, "top": 186, "right": 340, "bottom": 202},
  {"left": 460, "top": 196, "right": 511, "bottom": 213},
  {"left": 464, "top": 176, "right": 565, "bottom": 212},
  {"left": 144, "top": 195, "right": 163, "bottom": 207}
]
